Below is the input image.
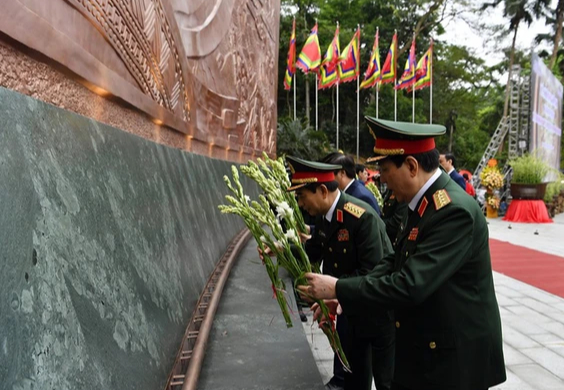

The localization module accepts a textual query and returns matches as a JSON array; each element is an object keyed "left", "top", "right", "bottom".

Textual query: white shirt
[
  {"left": 446, "top": 167, "right": 455, "bottom": 175},
  {"left": 326, "top": 191, "right": 341, "bottom": 222},
  {"left": 343, "top": 179, "right": 355, "bottom": 193},
  {"left": 408, "top": 169, "right": 442, "bottom": 212}
]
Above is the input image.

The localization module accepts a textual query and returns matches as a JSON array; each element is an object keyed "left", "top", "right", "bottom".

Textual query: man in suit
[
  {"left": 299, "top": 118, "right": 506, "bottom": 390},
  {"left": 286, "top": 155, "right": 395, "bottom": 390},
  {"left": 439, "top": 153, "right": 466, "bottom": 190},
  {"left": 356, "top": 163, "right": 369, "bottom": 184},
  {"left": 321, "top": 152, "right": 381, "bottom": 215}
]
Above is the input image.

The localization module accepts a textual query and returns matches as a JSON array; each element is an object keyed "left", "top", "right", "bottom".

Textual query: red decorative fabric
[{"left": 502, "top": 199, "right": 552, "bottom": 223}]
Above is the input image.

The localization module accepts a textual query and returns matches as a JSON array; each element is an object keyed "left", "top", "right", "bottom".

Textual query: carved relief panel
[{"left": 0, "top": 0, "right": 280, "bottom": 154}]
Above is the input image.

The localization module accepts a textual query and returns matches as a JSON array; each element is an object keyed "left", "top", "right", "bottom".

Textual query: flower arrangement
[
  {"left": 366, "top": 182, "right": 384, "bottom": 208},
  {"left": 480, "top": 160, "right": 504, "bottom": 191},
  {"left": 218, "top": 153, "right": 349, "bottom": 370},
  {"left": 509, "top": 153, "right": 550, "bottom": 184},
  {"left": 487, "top": 195, "right": 500, "bottom": 210}
]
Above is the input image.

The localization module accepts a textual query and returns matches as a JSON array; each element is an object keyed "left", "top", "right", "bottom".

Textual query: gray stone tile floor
[{"left": 301, "top": 213, "right": 564, "bottom": 389}]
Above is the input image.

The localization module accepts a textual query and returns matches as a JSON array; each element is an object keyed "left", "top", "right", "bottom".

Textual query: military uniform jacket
[
  {"left": 307, "top": 192, "right": 394, "bottom": 335},
  {"left": 336, "top": 172, "right": 506, "bottom": 390},
  {"left": 381, "top": 190, "right": 408, "bottom": 248}
]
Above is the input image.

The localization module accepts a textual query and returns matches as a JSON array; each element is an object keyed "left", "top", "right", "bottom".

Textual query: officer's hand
[
  {"left": 298, "top": 232, "right": 311, "bottom": 243},
  {"left": 311, "top": 299, "right": 341, "bottom": 325},
  {"left": 296, "top": 273, "right": 338, "bottom": 300}
]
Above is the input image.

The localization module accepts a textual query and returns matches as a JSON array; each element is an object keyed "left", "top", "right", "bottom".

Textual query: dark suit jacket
[
  {"left": 336, "top": 172, "right": 506, "bottom": 390},
  {"left": 345, "top": 179, "right": 381, "bottom": 215},
  {"left": 449, "top": 170, "right": 467, "bottom": 190}
]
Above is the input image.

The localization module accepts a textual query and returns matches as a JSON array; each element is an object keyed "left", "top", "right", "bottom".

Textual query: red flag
[
  {"left": 338, "top": 27, "right": 361, "bottom": 83},
  {"left": 380, "top": 32, "right": 397, "bottom": 85},
  {"left": 396, "top": 39, "right": 417, "bottom": 90},
  {"left": 284, "top": 19, "right": 297, "bottom": 90},
  {"left": 297, "top": 24, "right": 321, "bottom": 73}
]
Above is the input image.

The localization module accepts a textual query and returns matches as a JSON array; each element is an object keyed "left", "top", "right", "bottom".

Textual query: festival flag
[
  {"left": 396, "top": 38, "right": 417, "bottom": 90},
  {"left": 283, "top": 19, "right": 297, "bottom": 90},
  {"left": 412, "top": 40, "right": 433, "bottom": 91},
  {"left": 338, "top": 26, "right": 360, "bottom": 83},
  {"left": 319, "top": 25, "right": 341, "bottom": 90},
  {"left": 360, "top": 29, "right": 381, "bottom": 89},
  {"left": 297, "top": 23, "right": 321, "bottom": 73},
  {"left": 380, "top": 32, "right": 397, "bottom": 85}
]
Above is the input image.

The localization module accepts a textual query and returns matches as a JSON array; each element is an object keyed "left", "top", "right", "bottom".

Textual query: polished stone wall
[{"left": 0, "top": 87, "right": 257, "bottom": 389}]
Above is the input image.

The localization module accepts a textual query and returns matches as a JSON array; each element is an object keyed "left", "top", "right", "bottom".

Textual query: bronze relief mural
[{"left": 0, "top": 0, "right": 280, "bottom": 155}]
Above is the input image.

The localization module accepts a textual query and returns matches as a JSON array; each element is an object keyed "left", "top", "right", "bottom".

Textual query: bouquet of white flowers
[{"left": 218, "top": 153, "right": 349, "bottom": 370}]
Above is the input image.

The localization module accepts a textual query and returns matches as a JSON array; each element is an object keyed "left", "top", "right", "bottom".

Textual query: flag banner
[
  {"left": 297, "top": 23, "right": 321, "bottom": 74},
  {"left": 381, "top": 32, "right": 397, "bottom": 85},
  {"left": 412, "top": 41, "right": 433, "bottom": 91},
  {"left": 319, "top": 25, "right": 341, "bottom": 89},
  {"left": 396, "top": 39, "right": 417, "bottom": 90},
  {"left": 338, "top": 27, "right": 360, "bottom": 83},
  {"left": 360, "top": 30, "right": 381, "bottom": 89},
  {"left": 284, "top": 19, "right": 297, "bottom": 90}
]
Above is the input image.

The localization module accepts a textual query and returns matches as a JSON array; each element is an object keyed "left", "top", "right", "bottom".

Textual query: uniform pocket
[{"left": 415, "top": 332, "right": 459, "bottom": 387}]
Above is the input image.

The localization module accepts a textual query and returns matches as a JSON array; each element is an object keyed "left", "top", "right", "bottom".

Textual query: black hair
[
  {"left": 355, "top": 164, "right": 366, "bottom": 175},
  {"left": 443, "top": 153, "right": 456, "bottom": 167},
  {"left": 463, "top": 173, "right": 469, "bottom": 180},
  {"left": 300, "top": 181, "right": 339, "bottom": 193},
  {"left": 320, "top": 152, "right": 355, "bottom": 179},
  {"left": 385, "top": 149, "right": 440, "bottom": 173}
]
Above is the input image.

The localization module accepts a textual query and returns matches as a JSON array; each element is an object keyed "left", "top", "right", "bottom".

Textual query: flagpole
[
  {"left": 357, "top": 66, "right": 360, "bottom": 161},
  {"left": 412, "top": 84, "right": 415, "bottom": 123},
  {"left": 293, "top": 74, "right": 297, "bottom": 121},
  {"left": 394, "top": 29, "right": 397, "bottom": 122},
  {"left": 376, "top": 84, "right": 379, "bottom": 118},
  {"left": 430, "top": 40, "right": 433, "bottom": 124},
  {"left": 336, "top": 81, "right": 339, "bottom": 149},
  {"left": 315, "top": 73, "right": 318, "bottom": 130}
]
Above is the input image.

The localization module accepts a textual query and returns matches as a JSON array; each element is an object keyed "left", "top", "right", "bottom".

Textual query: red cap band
[
  {"left": 375, "top": 138, "right": 435, "bottom": 155},
  {"left": 292, "top": 171, "right": 335, "bottom": 183}
]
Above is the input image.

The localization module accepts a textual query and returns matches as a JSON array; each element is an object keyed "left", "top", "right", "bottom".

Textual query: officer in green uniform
[
  {"left": 299, "top": 118, "right": 506, "bottom": 390},
  {"left": 286, "top": 156, "right": 395, "bottom": 390},
  {"left": 379, "top": 189, "right": 407, "bottom": 248}
]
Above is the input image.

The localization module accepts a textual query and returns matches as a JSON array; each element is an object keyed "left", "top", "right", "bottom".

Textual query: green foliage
[
  {"left": 544, "top": 177, "right": 564, "bottom": 202},
  {"left": 277, "top": 118, "right": 330, "bottom": 160},
  {"left": 509, "top": 154, "right": 551, "bottom": 184}
]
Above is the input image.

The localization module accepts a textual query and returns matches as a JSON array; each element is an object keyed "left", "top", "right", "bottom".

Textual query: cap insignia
[
  {"left": 432, "top": 189, "right": 451, "bottom": 211},
  {"left": 344, "top": 202, "right": 365, "bottom": 218}
]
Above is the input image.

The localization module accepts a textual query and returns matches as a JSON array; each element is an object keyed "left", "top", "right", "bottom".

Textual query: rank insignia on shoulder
[
  {"left": 418, "top": 197, "right": 429, "bottom": 217},
  {"left": 336, "top": 209, "right": 344, "bottom": 223},
  {"left": 408, "top": 227, "right": 419, "bottom": 241},
  {"left": 433, "top": 189, "right": 451, "bottom": 210},
  {"left": 344, "top": 202, "right": 365, "bottom": 218},
  {"left": 338, "top": 229, "right": 349, "bottom": 242}
]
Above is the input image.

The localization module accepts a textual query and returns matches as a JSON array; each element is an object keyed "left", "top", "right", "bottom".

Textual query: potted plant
[{"left": 508, "top": 154, "right": 550, "bottom": 200}]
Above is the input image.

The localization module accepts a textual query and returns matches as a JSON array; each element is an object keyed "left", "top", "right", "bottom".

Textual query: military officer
[
  {"left": 379, "top": 189, "right": 408, "bottom": 248},
  {"left": 298, "top": 118, "right": 506, "bottom": 390},
  {"left": 286, "top": 155, "right": 395, "bottom": 390}
]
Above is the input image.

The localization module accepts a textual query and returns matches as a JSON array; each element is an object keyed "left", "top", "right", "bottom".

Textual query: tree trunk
[
  {"left": 449, "top": 124, "right": 454, "bottom": 153},
  {"left": 550, "top": 0, "right": 564, "bottom": 70},
  {"left": 498, "top": 25, "right": 519, "bottom": 154},
  {"left": 503, "top": 25, "right": 519, "bottom": 119}
]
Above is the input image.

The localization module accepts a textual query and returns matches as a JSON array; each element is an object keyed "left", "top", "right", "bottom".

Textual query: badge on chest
[
  {"left": 337, "top": 229, "right": 349, "bottom": 242},
  {"left": 408, "top": 227, "right": 419, "bottom": 241}
]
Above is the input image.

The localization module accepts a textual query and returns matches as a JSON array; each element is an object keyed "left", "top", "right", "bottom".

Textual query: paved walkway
[{"left": 302, "top": 213, "right": 564, "bottom": 390}]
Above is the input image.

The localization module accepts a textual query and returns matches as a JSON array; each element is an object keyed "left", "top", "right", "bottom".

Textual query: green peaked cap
[
  {"left": 285, "top": 155, "right": 341, "bottom": 191},
  {"left": 365, "top": 117, "right": 446, "bottom": 162}
]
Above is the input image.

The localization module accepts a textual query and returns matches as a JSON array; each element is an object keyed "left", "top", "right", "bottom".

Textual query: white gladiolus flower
[
  {"left": 244, "top": 195, "right": 251, "bottom": 203},
  {"left": 276, "top": 201, "right": 293, "bottom": 220},
  {"left": 285, "top": 229, "right": 298, "bottom": 244},
  {"left": 260, "top": 236, "right": 267, "bottom": 243}
]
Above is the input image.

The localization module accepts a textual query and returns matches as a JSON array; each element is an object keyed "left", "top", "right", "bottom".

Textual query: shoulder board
[
  {"left": 343, "top": 202, "right": 366, "bottom": 218},
  {"left": 433, "top": 189, "right": 451, "bottom": 210}
]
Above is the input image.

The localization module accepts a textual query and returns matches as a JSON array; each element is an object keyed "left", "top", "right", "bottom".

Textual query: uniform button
[
  {"left": 343, "top": 249, "right": 347, "bottom": 254},
  {"left": 395, "top": 321, "right": 400, "bottom": 328},
  {"left": 329, "top": 247, "right": 333, "bottom": 252},
  {"left": 405, "top": 251, "right": 409, "bottom": 257},
  {"left": 321, "top": 243, "right": 324, "bottom": 247},
  {"left": 334, "top": 263, "right": 338, "bottom": 268},
  {"left": 429, "top": 341, "right": 436, "bottom": 349}
]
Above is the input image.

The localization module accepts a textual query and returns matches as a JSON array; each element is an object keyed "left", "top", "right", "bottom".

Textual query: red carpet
[{"left": 490, "top": 239, "right": 564, "bottom": 298}]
